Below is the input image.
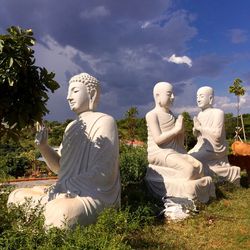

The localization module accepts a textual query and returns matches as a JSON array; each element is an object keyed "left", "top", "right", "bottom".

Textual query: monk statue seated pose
[
  {"left": 188, "top": 86, "right": 241, "bottom": 185},
  {"left": 8, "top": 73, "right": 121, "bottom": 228},
  {"left": 145, "top": 82, "right": 215, "bottom": 203}
]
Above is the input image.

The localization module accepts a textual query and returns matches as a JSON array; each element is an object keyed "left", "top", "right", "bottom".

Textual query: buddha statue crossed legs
[{"left": 8, "top": 73, "right": 121, "bottom": 228}]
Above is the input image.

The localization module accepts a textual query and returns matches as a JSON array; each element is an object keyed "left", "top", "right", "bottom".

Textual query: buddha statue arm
[
  {"left": 146, "top": 112, "right": 184, "bottom": 146},
  {"left": 35, "top": 125, "right": 60, "bottom": 174}
]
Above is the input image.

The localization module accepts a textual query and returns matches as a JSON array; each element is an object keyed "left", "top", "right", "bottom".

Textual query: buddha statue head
[
  {"left": 67, "top": 73, "right": 100, "bottom": 114},
  {"left": 153, "top": 82, "right": 174, "bottom": 109},
  {"left": 197, "top": 86, "right": 214, "bottom": 111}
]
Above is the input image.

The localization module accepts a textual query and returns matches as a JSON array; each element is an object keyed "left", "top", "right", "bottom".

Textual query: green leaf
[
  {"left": 0, "top": 39, "right": 4, "bottom": 53},
  {"left": 7, "top": 77, "right": 14, "bottom": 86},
  {"left": 0, "top": 25, "right": 59, "bottom": 140},
  {"left": 9, "top": 57, "right": 13, "bottom": 68}
]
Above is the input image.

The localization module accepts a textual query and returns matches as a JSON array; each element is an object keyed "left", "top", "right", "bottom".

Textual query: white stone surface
[
  {"left": 145, "top": 82, "right": 215, "bottom": 203},
  {"left": 188, "top": 86, "right": 241, "bottom": 184},
  {"left": 8, "top": 73, "right": 121, "bottom": 229},
  {"left": 160, "top": 196, "right": 198, "bottom": 220}
]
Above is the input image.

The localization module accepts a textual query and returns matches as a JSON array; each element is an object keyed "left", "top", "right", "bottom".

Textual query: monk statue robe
[
  {"left": 188, "top": 86, "right": 240, "bottom": 184},
  {"left": 145, "top": 82, "right": 215, "bottom": 203},
  {"left": 8, "top": 73, "right": 121, "bottom": 228}
]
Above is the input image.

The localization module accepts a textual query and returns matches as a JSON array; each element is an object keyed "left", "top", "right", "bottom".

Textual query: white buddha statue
[
  {"left": 8, "top": 73, "right": 121, "bottom": 228},
  {"left": 188, "top": 86, "right": 241, "bottom": 184},
  {"left": 145, "top": 82, "right": 215, "bottom": 203}
]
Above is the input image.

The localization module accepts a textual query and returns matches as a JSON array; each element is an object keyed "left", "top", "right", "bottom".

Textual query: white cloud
[
  {"left": 80, "top": 6, "right": 110, "bottom": 19},
  {"left": 214, "top": 88, "right": 250, "bottom": 114},
  {"left": 173, "top": 105, "right": 198, "bottom": 115},
  {"left": 229, "top": 29, "right": 248, "bottom": 44},
  {"left": 164, "top": 54, "right": 192, "bottom": 67},
  {"left": 141, "top": 21, "right": 151, "bottom": 29},
  {"left": 37, "top": 35, "right": 106, "bottom": 75}
]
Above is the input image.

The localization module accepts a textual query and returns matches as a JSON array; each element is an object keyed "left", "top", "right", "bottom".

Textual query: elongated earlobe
[
  {"left": 155, "top": 93, "right": 160, "bottom": 106},
  {"left": 89, "top": 90, "right": 97, "bottom": 110},
  {"left": 209, "top": 95, "right": 213, "bottom": 105}
]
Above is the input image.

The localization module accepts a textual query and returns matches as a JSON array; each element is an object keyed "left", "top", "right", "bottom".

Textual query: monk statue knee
[
  {"left": 8, "top": 73, "right": 121, "bottom": 229},
  {"left": 145, "top": 82, "right": 215, "bottom": 203},
  {"left": 188, "top": 86, "right": 241, "bottom": 185}
]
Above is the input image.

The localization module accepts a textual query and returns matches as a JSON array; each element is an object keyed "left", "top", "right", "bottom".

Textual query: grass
[
  {"left": 0, "top": 174, "right": 249, "bottom": 249},
  {"left": 128, "top": 175, "right": 250, "bottom": 250}
]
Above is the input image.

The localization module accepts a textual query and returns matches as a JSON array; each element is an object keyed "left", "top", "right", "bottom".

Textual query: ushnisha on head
[
  {"left": 196, "top": 86, "right": 214, "bottom": 110},
  {"left": 153, "top": 82, "right": 174, "bottom": 109},
  {"left": 67, "top": 73, "right": 101, "bottom": 114}
]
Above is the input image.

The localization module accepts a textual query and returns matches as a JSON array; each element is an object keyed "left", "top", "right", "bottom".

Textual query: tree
[
  {"left": 124, "top": 107, "right": 139, "bottom": 144},
  {"left": 182, "top": 111, "right": 196, "bottom": 150},
  {"left": 228, "top": 78, "right": 245, "bottom": 136},
  {"left": 224, "top": 113, "right": 237, "bottom": 140},
  {"left": 0, "top": 26, "right": 59, "bottom": 139}
]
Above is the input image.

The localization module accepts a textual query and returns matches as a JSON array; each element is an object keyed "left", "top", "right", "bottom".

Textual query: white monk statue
[
  {"left": 189, "top": 86, "right": 241, "bottom": 184},
  {"left": 8, "top": 73, "right": 121, "bottom": 228},
  {"left": 145, "top": 82, "right": 215, "bottom": 203}
]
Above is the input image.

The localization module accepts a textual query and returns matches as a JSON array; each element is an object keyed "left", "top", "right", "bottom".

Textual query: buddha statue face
[
  {"left": 197, "top": 86, "right": 214, "bottom": 110},
  {"left": 67, "top": 73, "right": 100, "bottom": 114},
  {"left": 153, "top": 82, "right": 174, "bottom": 108},
  {"left": 67, "top": 81, "right": 90, "bottom": 114}
]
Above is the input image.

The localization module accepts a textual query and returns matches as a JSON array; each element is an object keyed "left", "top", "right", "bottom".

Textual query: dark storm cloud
[{"left": 0, "top": 0, "right": 233, "bottom": 120}]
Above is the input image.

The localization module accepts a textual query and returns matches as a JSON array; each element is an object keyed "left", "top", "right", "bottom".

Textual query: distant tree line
[{"left": 1, "top": 108, "right": 250, "bottom": 180}]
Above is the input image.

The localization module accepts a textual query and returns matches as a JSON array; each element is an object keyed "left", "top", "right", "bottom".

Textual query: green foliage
[
  {"left": 229, "top": 78, "right": 245, "bottom": 96},
  {"left": 0, "top": 120, "right": 74, "bottom": 179},
  {"left": 0, "top": 136, "right": 31, "bottom": 179},
  {"left": 225, "top": 113, "right": 237, "bottom": 139},
  {"left": 229, "top": 78, "right": 246, "bottom": 131},
  {"left": 117, "top": 107, "right": 147, "bottom": 143},
  {"left": 0, "top": 26, "right": 59, "bottom": 139},
  {"left": 46, "top": 120, "right": 71, "bottom": 146},
  {"left": 136, "top": 117, "right": 147, "bottom": 142},
  {"left": 1, "top": 180, "right": 249, "bottom": 249},
  {"left": 242, "top": 113, "right": 250, "bottom": 139},
  {"left": 0, "top": 146, "right": 249, "bottom": 249},
  {"left": 0, "top": 152, "right": 30, "bottom": 178},
  {"left": 123, "top": 106, "right": 138, "bottom": 142},
  {"left": 0, "top": 131, "right": 40, "bottom": 179},
  {"left": 127, "top": 182, "right": 250, "bottom": 249},
  {"left": 119, "top": 144, "right": 147, "bottom": 191},
  {"left": 182, "top": 111, "right": 196, "bottom": 150},
  {"left": 0, "top": 186, "right": 153, "bottom": 250}
]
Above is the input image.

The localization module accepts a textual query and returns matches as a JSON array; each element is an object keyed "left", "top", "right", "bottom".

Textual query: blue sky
[{"left": 0, "top": 0, "right": 249, "bottom": 121}]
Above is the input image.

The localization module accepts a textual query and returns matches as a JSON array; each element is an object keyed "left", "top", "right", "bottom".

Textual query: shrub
[
  {"left": 0, "top": 186, "right": 154, "bottom": 250},
  {"left": 0, "top": 153, "right": 30, "bottom": 178},
  {"left": 119, "top": 144, "right": 147, "bottom": 190}
]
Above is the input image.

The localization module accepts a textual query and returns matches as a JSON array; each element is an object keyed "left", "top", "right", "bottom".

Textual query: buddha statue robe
[
  {"left": 8, "top": 112, "right": 121, "bottom": 228},
  {"left": 189, "top": 108, "right": 240, "bottom": 184}
]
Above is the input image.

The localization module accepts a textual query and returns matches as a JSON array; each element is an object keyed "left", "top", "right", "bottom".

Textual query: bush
[
  {"left": 0, "top": 186, "right": 154, "bottom": 250},
  {"left": 0, "top": 153, "right": 30, "bottom": 178},
  {"left": 119, "top": 144, "right": 147, "bottom": 190}
]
